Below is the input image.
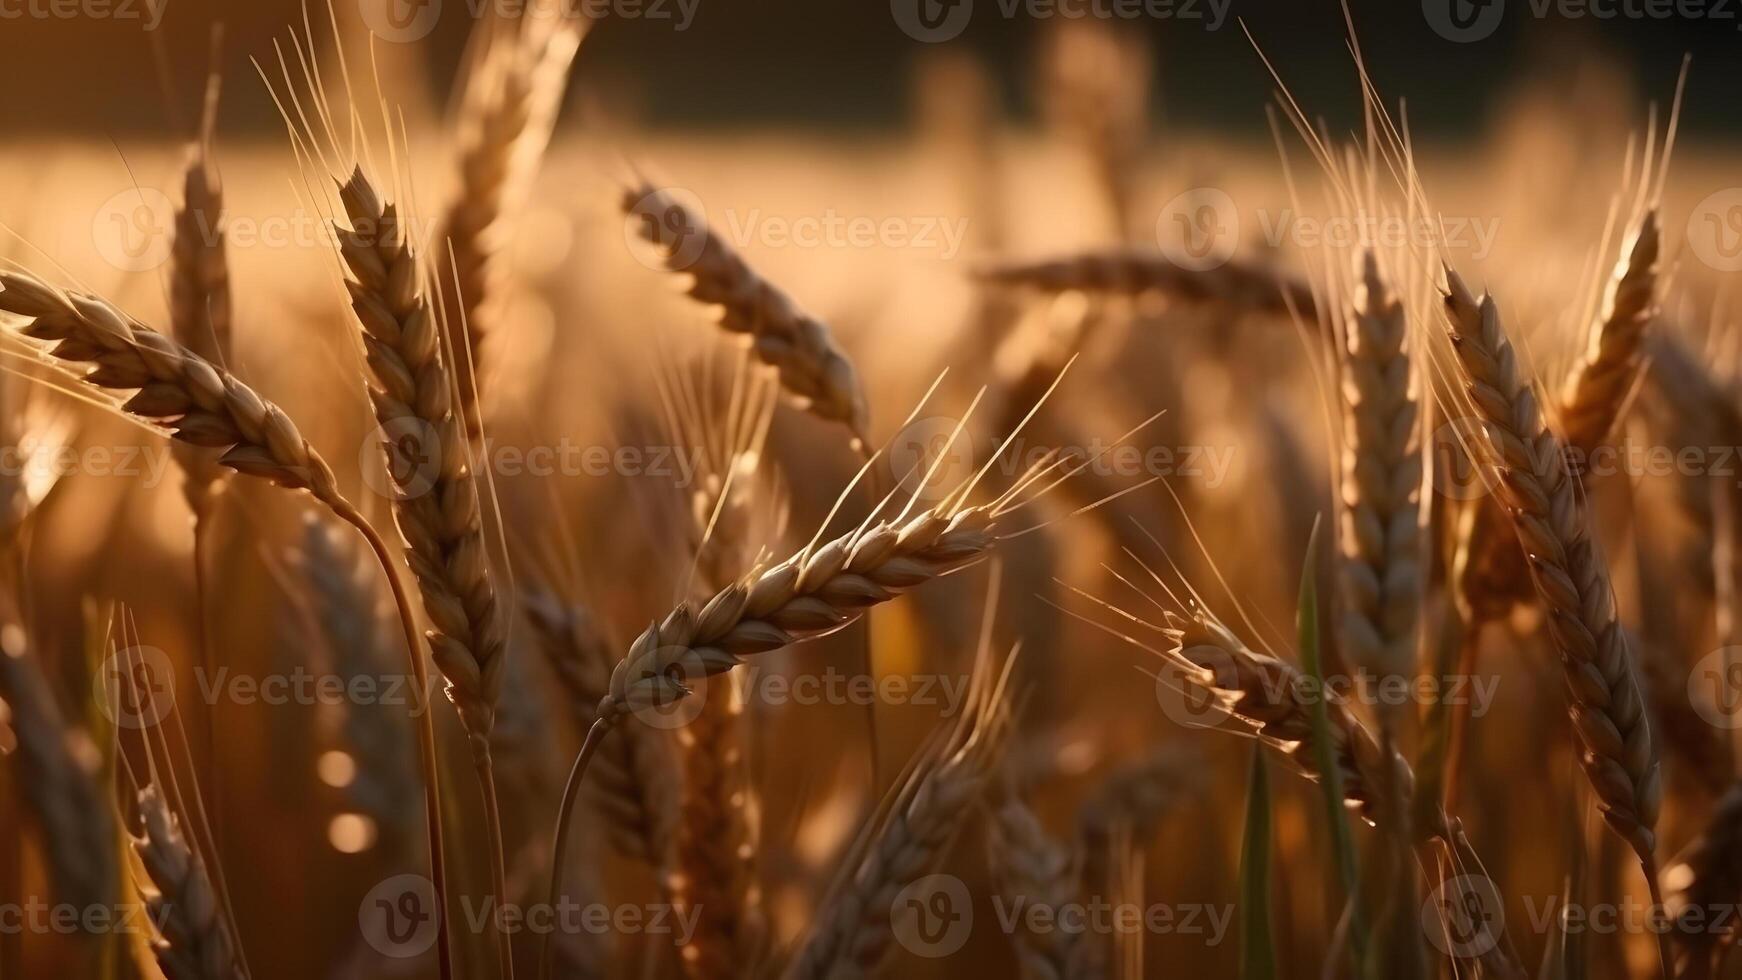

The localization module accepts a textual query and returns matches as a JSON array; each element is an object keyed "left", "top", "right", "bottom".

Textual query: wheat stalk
[
  {"left": 1439, "top": 269, "right": 1667, "bottom": 950},
  {"left": 790, "top": 654, "right": 1014, "bottom": 979},
  {"left": 1337, "top": 252, "right": 1423, "bottom": 685},
  {"left": 131, "top": 785, "right": 247, "bottom": 980},
  {"left": 0, "top": 269, "right": 459, "bottom": 978},
  {"left": 622, "top": 183, "right": 870, "bottom": 448},
  {"left": 335, "top": 167, "right": 514, "bottom": 977},
  {"left": 973, "top": 250, "right": 1316, "bottom": 319},
  {"left": 434, "top": 5, "right": 586, "bottom": 441}
]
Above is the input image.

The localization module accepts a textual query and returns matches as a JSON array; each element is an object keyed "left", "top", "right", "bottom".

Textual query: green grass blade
[
  {"left": 1297, "top": 516, "right": 1366, "bottom": 973},
  {"left": 1239, "top": 747, "right": 1276, "bottom": 980}
]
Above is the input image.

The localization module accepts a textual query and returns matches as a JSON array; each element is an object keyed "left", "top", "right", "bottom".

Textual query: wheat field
[{"left": 1, "top": 2, "right": 1741, "bottom": 979}]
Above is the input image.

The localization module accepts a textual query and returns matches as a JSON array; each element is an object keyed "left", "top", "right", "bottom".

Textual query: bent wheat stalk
[
  {"left": 334, "top": 168, "right": 513, "bottom": 979},
  {"left": 0, "top": 269, "right": 456, "bottom": 980},
  {"left": 525, "top": 590, "right": 676, "bottom": 866},
  {"left": 541, "top": 419, "right": 1094, "bottom": 977},
  {"left": 622, "top": 183, "right": 870, "bottom": 449},
  {"left": 1440, "top": 268, "right": 1668, "bottom": 969}
]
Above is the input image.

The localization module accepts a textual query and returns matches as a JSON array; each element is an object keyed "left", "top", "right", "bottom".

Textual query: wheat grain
[
  {"left": 622, "top": 183, "right": 870, "bottom": 448},
  {"left": 1440, "top": 268, "right": 1663, "bottom": 872},
  {"left": 434, "top": 5, "right": 586, "bottom": 441},
  {"left": 1163, "top": 608, "right": 1409, "bottom": 827},
  {"left": 790, "top": 655, "right": 1013, "bottom": 979},
  {"left": 0, "top": 271, "right": 341, "bottom": 504},
  {"left": 131, "top": 784, "right": 246, "bottom": 980},
  {"left": 1558, "top": 209, "right": 1661, "bottom": 457},
  {"left": 1337, "top": 252, "right": 1423, "bottom": 684},
  {"left": 169, "top": 111, "right": 234, "bottom": 523},
  {"left": 335, "top": 166, "right": 514, "bottom": 976},
  {"left": 337, "top": 167, "right": 507, "bottom": 755},
  {"left": 1456, "top": 212, "right": 1661, "bottom": 624}
]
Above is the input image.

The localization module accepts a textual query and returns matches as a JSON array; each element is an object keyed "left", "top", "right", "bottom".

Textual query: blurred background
[{"left": 0, "top": 1, "right": 1740, "bottom": 979}]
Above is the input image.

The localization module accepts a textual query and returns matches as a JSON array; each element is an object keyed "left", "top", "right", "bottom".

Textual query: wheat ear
[
  {"left": 1440, "top": 268, "right": 1666, "bottom": 926},
  {"left": 335, "top": 167, "right": 514, "bottom": 978},
  {"left": 296, "top": 515, "right": 420, "bottom": 845},
  {"left": 791, "top": 654, "right": 1014, "bottom": 979},
  {"left": 1457, "top": 212, "right": 1661, "bottom": 624},
  {"left": 1664, "top": 782, "right": 1742, "bottom": 980},
  {"left": 0, "top": 623, "right": 116, "bottom": 912},
  {"left": 973, "top": 249, "right": 1317, "bottom": 319},
  {"left": 435, "top": 6, "right": 586, "bottom": 440},
  {"left": 1558, "top": 209, "right": 1661, "bottom": 455},
  {"left": 169, "top": 81, "right": 234, "bottom": 525},
  {"left": 131, "top": 785, "right": 247, "bottom": 980},
  {"left": 168, "top": 63, "right": 234, "bottom": 874},
  {"left": 988, "top": 788, "right": 1079, "bottom": 980},
  {"left": 1073, "top": 746, "right": 1195, "bottom": 905},
  {"left": 622, "top": 183, "right": 870, "bottom": 448},
  {"left": 1162, "top": 608, "right": 1409, "bottom": 828},
  {"left": 1337, "top": 252, "right": 1423, "bottom": 685},
  {"left": 0, "top": 270, "right": 456, "bottom": 979},
  {"left": 525, "top": 590, "right": 677, "bottom": 866}
]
